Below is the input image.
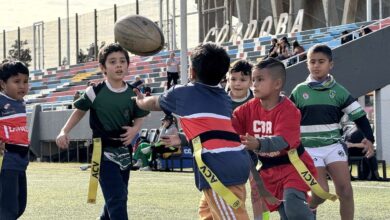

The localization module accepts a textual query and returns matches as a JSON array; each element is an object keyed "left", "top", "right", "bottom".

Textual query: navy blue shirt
[{"left": 159, "top": 82, "right": 250, "bottom": 190}]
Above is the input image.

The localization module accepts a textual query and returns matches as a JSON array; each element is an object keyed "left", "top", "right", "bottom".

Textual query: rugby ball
[{"left": 114, "top": 15, "right": 165, "bottom": 56}]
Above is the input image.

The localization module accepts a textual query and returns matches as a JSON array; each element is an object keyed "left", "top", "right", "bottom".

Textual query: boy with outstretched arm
[
  {"left": 232, "top": 58, "right": 318, "bottom": 220},
  {"left": 134, "top": 42, "right": 251, "bottom": 219},
  {"left": 0, "top": 61, "right": 30, "bottom": 220},
  {"left": 56, "top": 43, "right": 149, "bottom": 220}
]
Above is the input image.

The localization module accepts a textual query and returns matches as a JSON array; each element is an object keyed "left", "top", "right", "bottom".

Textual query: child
[
  {"left": 228, "top": 59, "right": 268, "bottom": 219},
  {"left": 227, "top": 59, "right": 254, "bottom": 110},
  {"left": 232, "top": 58, "right": 317, "bottom": 220},
  {"left": 0, "top": 61, "right": 30, "bottom": 219},
  {"left": 135, "top": 42, "right": 251, "bottom": 219},
  {"left": 56, "top": 43, "right": 149, "bottom": 219},
  {"left": 290, "top": 44, "right": 374, "bottom": 220}
]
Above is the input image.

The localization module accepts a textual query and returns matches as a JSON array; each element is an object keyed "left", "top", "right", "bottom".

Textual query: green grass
[{"left": 20, "top": 163, "right": 390, "bottom": 220}]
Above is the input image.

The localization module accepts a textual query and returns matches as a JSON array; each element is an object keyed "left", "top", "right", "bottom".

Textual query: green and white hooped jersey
[{"left": 291, "top": 81, "right": 366, "bottom": 148}]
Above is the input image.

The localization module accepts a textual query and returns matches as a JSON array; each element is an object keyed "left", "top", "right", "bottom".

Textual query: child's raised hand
[
  {"left": 56, "top": 131, "right": 70, "bottom": 149},
  {"left": 121, "top": 126, "right": 138, "bottom": 146},
  {"left": 240, "top": 133, "right": 260, "bottom": 151}
]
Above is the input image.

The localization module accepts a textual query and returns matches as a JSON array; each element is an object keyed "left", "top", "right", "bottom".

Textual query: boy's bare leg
[
  {"left": 327, "top": 161, "right": 354, "bottom": 220},
  {"left": 309, "top": 167, "right": 329, "bottom": 208}
]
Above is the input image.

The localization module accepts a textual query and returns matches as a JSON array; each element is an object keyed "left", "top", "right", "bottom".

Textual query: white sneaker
[
  {"left": 141, "top": 146, "right": 151, "bottom": 154},
  {"left": 139, "top": 166, "right": 152, "bottom": 171},
  {"left": 80, "top": 164, "right": 91, "bottom": 171},
  {"left": 133, "top": 159, "right": 142, "bottom": 167}
]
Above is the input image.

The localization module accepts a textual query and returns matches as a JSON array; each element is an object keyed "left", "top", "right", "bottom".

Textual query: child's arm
[
  {"left": 241, "top": 133, "right": 289, "bottom": 152},
  {"left": 134, "top": 89, "right": 161, "bottom": 111},
  {"left": 346, "top": 142, "right": 365, "bottom": 148},
  {"left": 56, "top": 109, "right": 87, "bottom": 149},
  {"left": 121, "top": 117, "right": 146, "bottom": 146},
  {"left": 353, "top": 116, "right": 375, "bottom": 158}
]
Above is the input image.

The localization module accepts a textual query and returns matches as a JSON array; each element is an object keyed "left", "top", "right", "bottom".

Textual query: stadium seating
[{"left": 26, "top": 19, "right": 388, "bottom": 112}]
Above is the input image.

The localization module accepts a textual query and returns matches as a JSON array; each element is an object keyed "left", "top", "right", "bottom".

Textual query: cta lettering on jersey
[{"left": 253, "top": 120, "right": 272, "bottom": 136}]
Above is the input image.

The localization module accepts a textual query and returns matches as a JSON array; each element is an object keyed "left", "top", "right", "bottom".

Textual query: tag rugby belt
[
  {"left": 259, "top": 144, "right": 338, "bottom": 201},
  {"left": 87, "top": 138, "right": 102, "bottom": 204},
  {"left": 259, "top": 144, "right": 305, "bottom": 169},
  {"left": 0, "top": 143, "right": 29, "bottom": 175},
  {"left": 191, "top": 130, "right": 337, "bottom": 204},
  {"left": 191, "top": 130, "right": 243, "bottom": 209},
  {"left": 4, "top": 143, "right": 29, "bottom": 157}
]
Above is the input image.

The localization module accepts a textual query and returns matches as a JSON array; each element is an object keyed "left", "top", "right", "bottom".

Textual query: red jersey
[
  {"left": 0, "top": 94, "right": 29, "bottom": 146},
  {"left": 232, "top": 97, "right": 317, "bottom": 211}
]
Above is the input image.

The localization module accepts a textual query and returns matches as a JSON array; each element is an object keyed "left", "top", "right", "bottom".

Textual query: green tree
[{"left": 8, "top": 40, "right": 32, "bottom": 67}]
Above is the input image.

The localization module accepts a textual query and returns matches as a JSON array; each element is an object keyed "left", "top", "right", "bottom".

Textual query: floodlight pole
[
  {"left": 160, "top": 0, "right": 163, "bottom": 30},
  {"left": 67, "top": 0, "right": 70, "bottom": 65},
  {"left": 136, "top": 0, "right": 139, "bottom": 14},
  {"left": 366, "top": 0, "right": 372, "bottom": 21},
  {"left": 180, "top": 0, "right": 188, "bottom": 84},
  {"left": 172, "top": 0, "right": 176, "bottom": 50}
]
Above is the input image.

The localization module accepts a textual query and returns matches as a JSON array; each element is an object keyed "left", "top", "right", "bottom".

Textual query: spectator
[
  {"left": 276, "top": 37, "right": 291, "bottom": 60},
  {"left": 359, "top": 26, "right": 373, "bottom": 37},
  {"left": 144, "top": 86, "right": 152, "bottom": 96},
  {"left": 73, "top": 91, "right": 81, "bottom": 101},
  {"left": 68, "top": 91, "right": 81, "bottom": 109},
  {"left": 131, "top": 75, "right": 145, "bottom": 93},
  {"left": 341, "top": 30, "right": 353, "bottom": 44},
  {"left": 292, "top": 41, "right": 306, "bottom": 60},
  {"left": 343, "top": 125, "right": 381, "bottom": 181},
  {"left": 166, "top": 52, "right": 180, "bottom": 89},
  {"left": 87, "top": 81, "right": 96, "bottom": 87},
  {"left": 288, "top": 40, "right": 306, "bottom": 66},
  {"left": 267, "top": 38, "right": 279, "bottom": 58},
  {"left": 133, "top": 114, "right": 180, "bottom": 171}
]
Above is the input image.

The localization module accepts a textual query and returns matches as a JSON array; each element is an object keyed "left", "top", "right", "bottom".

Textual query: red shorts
[{"left": 259, "top": 151, "right": 317, "bottom": 211}]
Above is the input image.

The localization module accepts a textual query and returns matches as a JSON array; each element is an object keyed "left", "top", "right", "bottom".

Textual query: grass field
[{"left": 19, "top": 162, "right": 390, "bottom": 220}]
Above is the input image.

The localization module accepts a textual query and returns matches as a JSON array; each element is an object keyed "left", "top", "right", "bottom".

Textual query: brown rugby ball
[{"left": 114, "top": 15, "right": 165, "bottom": 56}]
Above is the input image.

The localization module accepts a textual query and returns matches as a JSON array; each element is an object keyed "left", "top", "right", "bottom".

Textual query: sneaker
[
  {"left": 139, "top": 166, "right": 152, "bottom": 171},
  {"left": 133, "top": 159, "right": 142, "bottom": 167},
  {"left": 80, "top": 164, "right": 91, "bottom": 171}
]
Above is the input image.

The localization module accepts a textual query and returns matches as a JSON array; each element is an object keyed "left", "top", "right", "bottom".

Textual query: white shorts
[{"left": 305, "top": 143, "right": 348, "bottom": 167}]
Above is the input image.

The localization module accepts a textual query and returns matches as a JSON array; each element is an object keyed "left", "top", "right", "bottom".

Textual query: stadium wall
[{"left": 27, "top": 107, "right": 165, "bottom": 158}]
